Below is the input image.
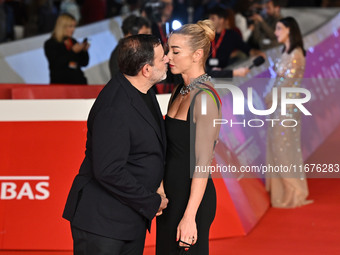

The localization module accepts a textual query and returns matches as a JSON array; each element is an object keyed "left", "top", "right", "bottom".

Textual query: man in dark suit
[{"left": 63, "top": 34, "right": 169, "bottom": 255}]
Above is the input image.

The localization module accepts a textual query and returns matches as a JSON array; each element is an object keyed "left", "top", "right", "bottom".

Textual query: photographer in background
[
  {"left": 248, "top": 0, "right": 283, "bottom": 50},
  {"left": 143, "top": 0, "right": 173, "bottom": 45},
  {"left": 44, "top": 13, "right": 89, "bottom": 84},
  {"left": 234, "top": 0, "right": 255, "bottom": 42},
  {"left": 206, "top": 5, "right": 254, "bottom": 78},
  {"left": 142, "top": 0, "right": 182, "bottom": 93},
  {"left": 109, "top": 14, "right": 151, "bottom": 78}
]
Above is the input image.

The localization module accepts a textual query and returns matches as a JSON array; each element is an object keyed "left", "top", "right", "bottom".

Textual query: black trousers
[{"left": 71, "top": 226, "right": 146, "bottom": 255}]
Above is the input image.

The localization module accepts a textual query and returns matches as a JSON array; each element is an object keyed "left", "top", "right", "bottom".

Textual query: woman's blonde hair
[
  {"left": 171, "top": 19, "right": 215, "bottom": 67},
  {"left": 52, "top": 13, "right": 76, "bottom": 42}
]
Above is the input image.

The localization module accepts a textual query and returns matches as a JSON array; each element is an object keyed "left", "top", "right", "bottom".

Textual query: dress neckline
[{"left": 165, "top": 114, "right": 188, "bottom": 122}]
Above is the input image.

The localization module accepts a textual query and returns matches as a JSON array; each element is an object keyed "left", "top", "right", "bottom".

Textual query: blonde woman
[
  {"left": 44, "top": 13, "right": 89, "bottom": 84},
  {"left": 156, "top": 20, "right": 221, "bottom": 255}
]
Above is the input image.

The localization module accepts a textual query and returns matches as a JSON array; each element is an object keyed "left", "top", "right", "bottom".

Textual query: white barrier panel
[{"left": 0, "top": 94, "right": 171, "bottom": 121}]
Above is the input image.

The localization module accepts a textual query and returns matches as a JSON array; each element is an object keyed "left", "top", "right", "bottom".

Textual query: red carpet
[
  {"left": 144, "top": 124, "right": 340, "bottom": 255},
  {"left": 1, "top": 128, "right": 339, "bottom": 255}
]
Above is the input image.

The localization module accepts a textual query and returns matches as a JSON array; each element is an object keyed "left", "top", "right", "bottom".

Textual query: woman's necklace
[{"left": 180, "top": 73, "right": 211, "bottom": 96}]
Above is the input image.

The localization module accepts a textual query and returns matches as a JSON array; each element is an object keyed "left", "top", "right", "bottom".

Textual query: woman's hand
[
  {"left": 177, "top": 215, "right": 197, "bottom": 249},
  {"left": 72, "top": 43, "right": 84, "bottom": 53},
  {"left": 72, "top": 42, "right": 90, "bottom": 53},
  {"left": 83, "top": 42, "right": 90, "bottom": 51}
]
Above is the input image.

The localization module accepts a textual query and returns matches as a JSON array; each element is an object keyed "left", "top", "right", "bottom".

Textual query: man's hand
[
  {"left": 251, "top": 13, "right": 264, "bottom": 23},
  {"left": 156, "top": 183, "right": 166, "bottom": 198},
  {"left": 250, "top": 49, "right": 267, "bottom": 59},
  {"left": 156, "top": 194, "right": 168, "bottom": 216},
  {"left": 233, "top": 67, "right": 250, "bottom": 77},
  {"left": 248, "top": 24, "right": 255, "bottom": 31},
  {"left": 212, "top": 67, "right": 222, "bottom": 71}
]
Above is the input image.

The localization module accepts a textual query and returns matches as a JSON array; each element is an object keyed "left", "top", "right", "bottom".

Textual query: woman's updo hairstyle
[{"left": 171, "top": 19, "right": 215, "bottom": 66}]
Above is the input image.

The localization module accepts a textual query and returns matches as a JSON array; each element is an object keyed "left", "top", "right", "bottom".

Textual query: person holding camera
[
  {"left": 109, "top": 14, "right": 151, "bottom": 78},
  {"left": 206, "top": 5, "right": 253, "bottom": 78},
  {"left": 44, "top": 13, "right": 89, "bottom": 84},
  {"left": 249, "top": 0, "right": 283, "bottom": 50},
  {"left": 153, "top": 0, "right": 173, "bottom": 45},
  {"left": 142, "top": 0, "right": 183, "bottom": 93},
  {"left": 141, "top": 0, "right": 173, "bottom": 45}
]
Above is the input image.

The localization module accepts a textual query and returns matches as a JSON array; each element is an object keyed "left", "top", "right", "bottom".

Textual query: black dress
[{"left": 156, "top": 85, "right": 217, "bottom": 255}]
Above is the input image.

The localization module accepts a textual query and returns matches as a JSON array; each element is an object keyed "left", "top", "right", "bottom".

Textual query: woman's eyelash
[{"left": 173, "top": 52, "right": 179, "bottom": 54}]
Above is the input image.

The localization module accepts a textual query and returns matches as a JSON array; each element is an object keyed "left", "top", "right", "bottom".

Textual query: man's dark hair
[
  {"left": 208, "top": 5, "right": 228, "bottom": 19},
  {"left": 118, "top": 34, "right": 161, "bottom": 76},
  {"left": 121, "top": 15, "right": 151, "bottom": 36},
  {"left": 267, "top": 0, "right": 283, "bottom": 7}
]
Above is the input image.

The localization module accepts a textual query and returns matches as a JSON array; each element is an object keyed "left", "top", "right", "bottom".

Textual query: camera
[{"left": 244, "top": 7, "right": 263, "bottom": 25}]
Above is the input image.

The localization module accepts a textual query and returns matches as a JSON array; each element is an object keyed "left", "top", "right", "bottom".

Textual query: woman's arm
[
  {"left": 265, "top": 49, "right": 305, "bottom": 106},
  {"left": 177, "top": 88, "right": 221, "bottom": 247},
  {"left": 72, "top": 38, "right": 89, "bottom": 67}
]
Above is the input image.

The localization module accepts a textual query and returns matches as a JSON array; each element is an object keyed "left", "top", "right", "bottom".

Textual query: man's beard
[{"left": 152, "top": 68, "right": 167, "bottom": 84}]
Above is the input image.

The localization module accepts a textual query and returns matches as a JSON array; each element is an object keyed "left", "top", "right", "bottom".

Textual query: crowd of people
[
  {"left": 0, "top": 0, "right": 340, "bottom": 43},
  {"left": 1, "top": 0, "right": 340, "bottom": 43},
  {"left": 0, "top": 0, "right": 338, "bottom": 85},
  {"left": 42, "top": 0, "right": 304, "bottom": 86},
  {"left": 0, "top": 0, "right": 109, "bottom": 43}
]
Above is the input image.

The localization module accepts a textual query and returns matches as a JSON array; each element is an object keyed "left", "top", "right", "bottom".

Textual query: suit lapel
[
  {"left": 131, "top": 95, "right": 164, "bottom": 146},
  {"left": 150, "top": 89, "right": 167, "bottom": 156},
  {"left": 119, "top": 74, "right": 165, "bottom": 150}
]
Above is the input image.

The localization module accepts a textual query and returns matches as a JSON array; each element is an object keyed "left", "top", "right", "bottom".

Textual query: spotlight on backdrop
[{"left": 172, "top": 20, "right": 182, "bottom": 30}]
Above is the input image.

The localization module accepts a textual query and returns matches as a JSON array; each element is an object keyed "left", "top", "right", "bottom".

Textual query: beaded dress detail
[{"left": 266, "top": 48, "right": 313, "bottom": 208}]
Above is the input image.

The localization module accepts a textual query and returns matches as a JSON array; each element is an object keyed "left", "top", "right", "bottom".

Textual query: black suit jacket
[
  {"left": 63, "top": 73, "right": 166, "bottom": 240},
  {"left": 109, "top": 45, "right": 119, "bottom": 78}
]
